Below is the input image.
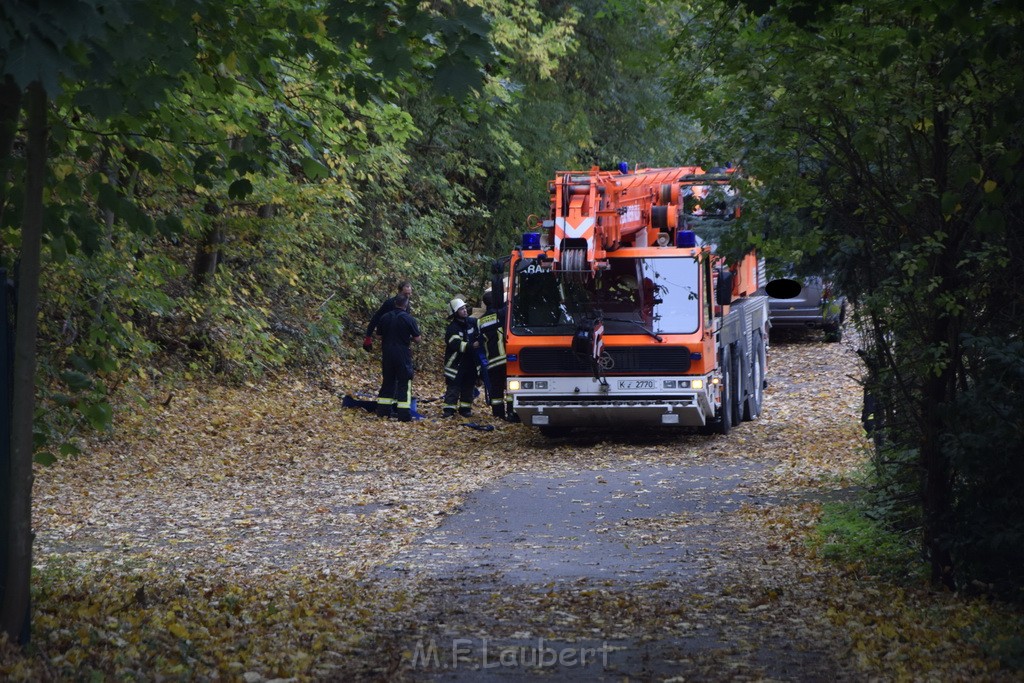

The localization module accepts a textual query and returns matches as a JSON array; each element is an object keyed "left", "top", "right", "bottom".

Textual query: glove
[{"left": 362, "top": 335, "right": 373, "bottom": 352}]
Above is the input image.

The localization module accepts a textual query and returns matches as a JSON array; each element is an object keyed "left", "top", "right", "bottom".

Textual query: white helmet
[{"left": 449, "top": 298, "right": 467, "bottom": 315}]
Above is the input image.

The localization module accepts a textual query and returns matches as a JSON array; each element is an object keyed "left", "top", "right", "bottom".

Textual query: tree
[
  {"left": 1, "top": 0, "right": 496, "bottom": 645},
  {"left": 669, "top": 0, "right": 1024, "bottom": 592},
  {"left": 471, "top": 0, "right": 703, "bottom": 255},
  {"left": 0, "top": 79, "right": 44, "bottom": 644}
]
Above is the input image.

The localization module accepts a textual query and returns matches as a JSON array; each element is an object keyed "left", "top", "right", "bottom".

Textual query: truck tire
[
  {"left": 730, "top": 343, "right": 743, "bottom": 427},
  {"left": 744, "top": 331, "right": 765, "bottom": 420},
  {"left": 716, "top": 347, "right": 732, "bottom": 435}
]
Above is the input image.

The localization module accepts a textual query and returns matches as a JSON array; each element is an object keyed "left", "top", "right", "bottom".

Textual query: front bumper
[{"left": 509, "top": 375, "right": 715, "bottom": 428}]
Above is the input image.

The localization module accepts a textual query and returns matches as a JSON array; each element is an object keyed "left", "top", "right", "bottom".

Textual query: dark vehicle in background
[{"left": 765, "top": 275, "right": 846, "bottom": 342}]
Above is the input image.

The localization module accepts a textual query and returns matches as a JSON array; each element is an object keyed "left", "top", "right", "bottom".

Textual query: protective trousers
[
  {"left": 375, "top": 346, "right": 395, "bottom": 415},
  {"left": 486, "top": 365, "right": 510, "bottom": 418},
  {"left": 443, "top": 368, "right": 475, "bottom": 417},
  {"left": 378, "top": 349, "right": 414, "bottom": 421}
]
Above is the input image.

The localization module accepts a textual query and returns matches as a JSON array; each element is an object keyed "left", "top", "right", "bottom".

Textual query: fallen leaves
[{"left": 0, "top": 332, "right": 1020, "bottom": 680}]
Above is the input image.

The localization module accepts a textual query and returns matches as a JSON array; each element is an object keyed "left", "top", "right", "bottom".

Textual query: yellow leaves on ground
[
  {"left": 0, "top": 330, "right": 1019, "bottom": 680},
  {"left": 167, "top": 621, "right": 190, "bottom": 640}
]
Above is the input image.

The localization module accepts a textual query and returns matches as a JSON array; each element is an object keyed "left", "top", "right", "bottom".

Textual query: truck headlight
[{"left": 508, "top": 380, "right": 521, "bottom": 391}]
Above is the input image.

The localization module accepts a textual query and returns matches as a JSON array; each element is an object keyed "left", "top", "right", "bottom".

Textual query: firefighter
[
  {"left": 478, "top": 290, "right": 514, "bottom": 420},
  {"left": 364, "top": 280, "right": 413, "bottom": 415},
  {"left": 375, "top": 294, "right": 420, "bottom": 421},
  {"left": 364, "top": 280, "right": 413, "bottom": 351},
  {"left": 442, "top": 298, "right": 480, "bottom": 417}
]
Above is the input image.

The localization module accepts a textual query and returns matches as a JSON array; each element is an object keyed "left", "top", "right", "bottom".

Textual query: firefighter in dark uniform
[
  {"left": 376, "top": 294, "right": 420, "bottom": 421},
  {"left": 442, "top": 298, "right": 480, "bottom": 417},
  {"left": 478, "top": 290, "right": 514, "bottom": 420},
  {"left": 364, "top": 280, "right": 412, "bottom": 416}
]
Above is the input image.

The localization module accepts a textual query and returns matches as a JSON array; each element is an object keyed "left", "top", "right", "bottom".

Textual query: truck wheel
[
  {"left": 716, "top": 347, "right": 732, "bottom": 435},
  {"left": 730, "top": 344, "right": 743, "bottom": 427},
  {"left": 744, "top": 331, "right": 765, "bottom": 420}
]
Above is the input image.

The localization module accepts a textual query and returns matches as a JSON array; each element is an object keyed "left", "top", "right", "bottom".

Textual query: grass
[{"left": 812, "top": 500, "right": 923, "bottom": 581}]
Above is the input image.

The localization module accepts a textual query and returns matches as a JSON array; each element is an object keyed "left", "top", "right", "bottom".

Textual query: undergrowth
[{"left": 813, "top": 500, "right": 922, "bottom": 581}]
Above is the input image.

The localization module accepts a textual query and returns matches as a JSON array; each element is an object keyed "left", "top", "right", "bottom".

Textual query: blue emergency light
[
  {"left": 522, "top": 232, "right": 541, "bottom": 250},
  {"left": 676, "top": 230, "right": 697, "bottom": 248}
]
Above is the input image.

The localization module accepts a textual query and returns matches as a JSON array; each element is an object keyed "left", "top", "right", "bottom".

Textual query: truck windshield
[{"left": 511, "top": 256, "right": 700, "bottom": 336}]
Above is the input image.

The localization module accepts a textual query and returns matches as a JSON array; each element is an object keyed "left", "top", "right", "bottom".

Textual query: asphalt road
[{"left": 378, "top": 455, "right": 846, "bottom": 681}]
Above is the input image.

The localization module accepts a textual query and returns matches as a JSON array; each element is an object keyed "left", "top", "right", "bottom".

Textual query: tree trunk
[
  {"left": 1, "top": 81, "right": 46, "bottom": 644},
  {"left": 193, "top": 201, "right": 223, "bottom": 286},
  {"left": 920, "top": 365, "right": 956, "bottom": 589}
]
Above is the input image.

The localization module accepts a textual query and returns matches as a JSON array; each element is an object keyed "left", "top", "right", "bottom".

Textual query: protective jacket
[
  {"left": 366, "top": 295, "right": 410, "bottom": 337},
  {"left": 443, "top": 315, "right": 481, "bottom": 381},
  {"left": 380, "top": 309, "right": 419, "bottom": 369},
  {"left": 477, "top": 306, "right": 507, "bottom": 369}
]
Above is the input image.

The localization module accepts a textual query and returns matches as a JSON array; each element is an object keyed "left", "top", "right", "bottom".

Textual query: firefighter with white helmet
[{"left": 442, "top": 297, "right": 480, "bottom": 417}]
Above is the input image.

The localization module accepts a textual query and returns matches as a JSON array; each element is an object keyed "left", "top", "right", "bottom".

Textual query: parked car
[{"left": 765, "top": 275, "right": 846, "bottom": 342}]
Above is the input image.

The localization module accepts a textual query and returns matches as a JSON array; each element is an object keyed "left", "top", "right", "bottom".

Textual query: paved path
[
  {"left": 378, "top": 457, "right": 844, "bottom": 681},
  {"left": 383, "top": 461, "right": 764, "bottom": 584}
]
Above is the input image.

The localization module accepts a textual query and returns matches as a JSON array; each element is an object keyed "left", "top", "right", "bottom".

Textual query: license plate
[{"left": 617, "top": 380, "right": 655, "bottom": 390}]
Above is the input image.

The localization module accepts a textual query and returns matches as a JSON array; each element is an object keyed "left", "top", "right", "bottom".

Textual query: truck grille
[{"left": 518, "top": 347, "right": 692, "bottom": 374}]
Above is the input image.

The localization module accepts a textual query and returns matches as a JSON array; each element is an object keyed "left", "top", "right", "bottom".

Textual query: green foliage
[
  {"left": 1, "top": 0, "right": 500, "bottom": 460},
  {"left": 861, "top": 445, "right": 922, "bottom": 536},
  {"left": 669, "top": 0, "right": 1024, "bottom": 593},
  {"left": 941, "top": 337, "right": 1024, "bottom": 600},
  {"left": 327, "top": 0, "right": 493, "bottom": 99}
]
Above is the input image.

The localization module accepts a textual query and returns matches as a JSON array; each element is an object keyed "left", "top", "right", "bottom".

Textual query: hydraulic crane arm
[{"left": 548, "top": 166, "right": 738, "bottom": 278}]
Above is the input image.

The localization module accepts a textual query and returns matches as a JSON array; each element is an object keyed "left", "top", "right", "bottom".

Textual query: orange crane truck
[{"left": 498, "top": 165, "right": 768, "bottom": 436}]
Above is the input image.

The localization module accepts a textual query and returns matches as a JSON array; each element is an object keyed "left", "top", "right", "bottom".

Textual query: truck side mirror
[{"left": 716, "top": 269, "right": 734, "bottom": 306}]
